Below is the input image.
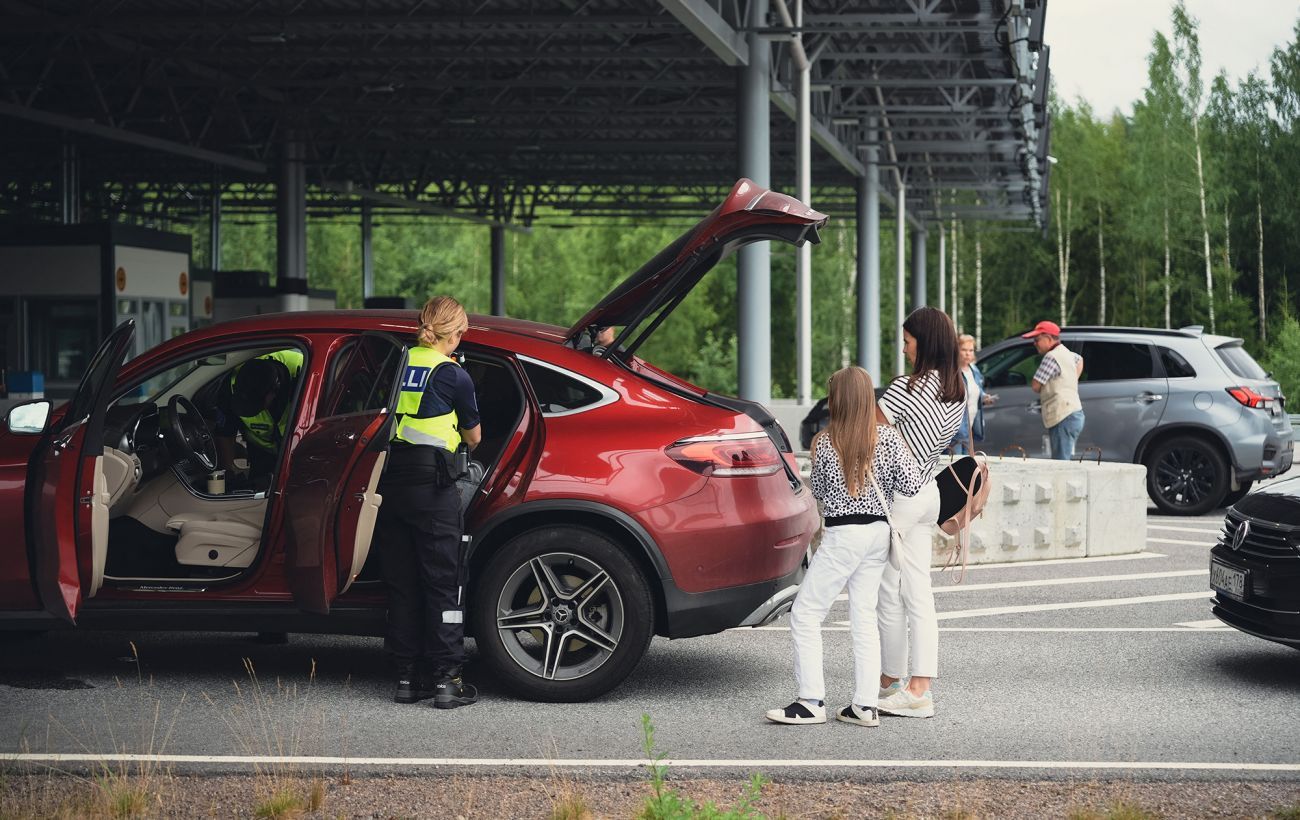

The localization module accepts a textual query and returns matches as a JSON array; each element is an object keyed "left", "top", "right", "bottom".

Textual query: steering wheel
[{"left": 163, "top": 395, "right": 218, "bottom": 471}]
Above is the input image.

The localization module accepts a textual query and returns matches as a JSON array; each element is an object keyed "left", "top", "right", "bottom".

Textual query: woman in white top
[{"left": 875, "top": 307, "right": 965, "bottom": 718}]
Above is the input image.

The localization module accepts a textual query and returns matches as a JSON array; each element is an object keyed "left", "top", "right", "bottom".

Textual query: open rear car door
[
  {"left": 28, "top": 319, "right": 136, "bottom": 622},
  {"left": 281, "top": 333, "right": 407, "bottom": 614}
]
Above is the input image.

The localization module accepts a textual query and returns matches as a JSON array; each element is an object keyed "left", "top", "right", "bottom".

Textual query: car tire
[
  {"left": 1145, "top": 435, "right": 1229, "bottom": 516},
  {"left": 471, "top": 526, "right": 654, "bottom": 702},
  {"left": 1222, "top": 481, "right": 1254, "bottom": 508}
]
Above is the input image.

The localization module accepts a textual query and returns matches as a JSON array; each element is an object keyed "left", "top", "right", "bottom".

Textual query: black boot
[
  {"left": 393, "top": 664, "right": 435, "bottom": 704},
  {"left": 433, "top": 669, "right": 478, "bottom": 709}
]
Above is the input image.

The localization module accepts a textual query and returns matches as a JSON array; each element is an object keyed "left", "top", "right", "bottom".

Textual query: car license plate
[{"left": 1210, "top": 561, "right": 1248, "bottom": 600}]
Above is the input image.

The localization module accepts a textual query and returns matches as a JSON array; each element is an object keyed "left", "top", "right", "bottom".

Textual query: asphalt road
[{"left": 2, "top": 509, "right": 1298, "bottom": 781}]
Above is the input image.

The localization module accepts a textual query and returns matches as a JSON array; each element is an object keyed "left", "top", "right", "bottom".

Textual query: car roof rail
[{"left": 1053, "top": 325, "right": 1201, "bottom": 339}]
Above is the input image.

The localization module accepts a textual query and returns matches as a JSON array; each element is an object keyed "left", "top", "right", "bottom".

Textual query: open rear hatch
[{"left": 564, "top": 179, "right": 827, "bottom": 483}]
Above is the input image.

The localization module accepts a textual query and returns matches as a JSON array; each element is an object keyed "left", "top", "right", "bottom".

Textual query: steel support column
[
  {"left": 911, "top": 227, "right": 927, "bottom": 310},
  {"left": 490, "top": 226, "right": 506, "bottom": 316},
  {"left": 209, "top": 183, "right": 222, "bottom": 272},
  {"left": 737, "top": 0, "right": 771, "bottom": 402},
  {"left": 277, "top": 139, "right": 309, "bottom": 311},
  {"left": 361, "top": 200, "right": 374, "bottom": 301},
  {"left": 938, "top": 223, "right": 946, "bottom": 315},
  {"left": 895, "top": 181, "right": 907, "bottom": 378},
  {"left": 60, "top": 139, "right": 79, "bottom": 225},
  {"left": 859, "top": 119, "right": 881, "bottom": 380},
  {"left": 794, "top": 2, "right": 812, "bottom": 404}
]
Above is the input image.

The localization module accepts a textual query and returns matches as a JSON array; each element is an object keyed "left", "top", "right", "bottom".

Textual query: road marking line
[
  {"left": 1147, "top": 524, "right": 1225, "bottom": 534},
  {"left": 935, "top": 591, "right": 1212, "bottom": 620},
  {"left": 833, "top": 569, "right": 1208, "bottom": 602},
  {"left": 925, "top": 551, "right": 1166, "bottom": 573},
  {"left": 2, "top": 753, "right": 1295, "bottom": 773},
  {"left": 1147, "top": 537, "right": 1218, "bottom": 546},
  {"left": 751, "top": 626, "right": 1233, "bottom": 632},
  {"left": 1177, "top": 618, "right": 1228, "bottom": 629}
]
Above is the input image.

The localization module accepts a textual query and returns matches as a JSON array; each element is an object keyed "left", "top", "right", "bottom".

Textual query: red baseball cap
[{"left": 1021, "top": 320, "right": 1061, "bottom": 338}]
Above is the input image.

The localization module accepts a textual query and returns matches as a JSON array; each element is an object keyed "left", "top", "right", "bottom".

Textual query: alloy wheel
[{"left": 494, "top": 551, "right": 625, "bottom": 681}]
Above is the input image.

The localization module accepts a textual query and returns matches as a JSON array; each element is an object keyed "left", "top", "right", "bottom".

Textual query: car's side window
[
  {"left": 1077, "top": 341, "right": 1156, "bottom": 382},
  {"left": 1158, "top": 346, "right": 1197, "bottom": 378},
  {"left": 320, "top": 336, "right": 402, "bottom": 418},
  {"left": 981, "top": 344, "right": 1042, "bottom": 388},
  {"left": 520, "top": 360, "right": 608, "bottom": 415}
]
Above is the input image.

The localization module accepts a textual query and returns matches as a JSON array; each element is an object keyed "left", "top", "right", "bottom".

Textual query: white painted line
[
  {"left": 935, "top": 591, "right": 1212, "bottom": 620},
  {"left": 833, "top": 568, "right": 1208, "bottom": 602},
  {"left": 1177, "top": 618, "right": 1228, "bottom": 629},
  {"left": 751, "top": 626, "right": 1232, "bottom": 633},
  {"left": 1147, "top": 524, "right": 1225, "bottom": 534},
  {"left": 1147, "top": 537, "right": 1219, "bottom": 546},
  {"left": 3, "top": 753, "right": 1296, "bottom": 774},
  {"left": 931, "top": 569, "right": 1207, "bottom": 594},
  {"left": 927, "top": 551, "right": 1166, "bottom": 573}
]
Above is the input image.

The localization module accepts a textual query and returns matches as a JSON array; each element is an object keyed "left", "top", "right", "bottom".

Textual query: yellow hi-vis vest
[
  {"left": 231, "top": 349, "right": 304, "bottom": 452},
  {"left": 393, "top": 346, "right": 462, "bottom": 453}
]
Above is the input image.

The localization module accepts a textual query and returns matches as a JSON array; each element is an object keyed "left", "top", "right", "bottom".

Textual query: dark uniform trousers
[{"left": 374, "top": 477, "right": 465, "bottom": 674}]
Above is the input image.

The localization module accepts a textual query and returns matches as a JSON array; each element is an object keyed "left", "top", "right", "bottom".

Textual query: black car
[
  {"left": 1210, "top": 477, "right": 1300, "bottom": 649},
  {"left": 798, "top": 388, "right": 888, "bottom": 450}
]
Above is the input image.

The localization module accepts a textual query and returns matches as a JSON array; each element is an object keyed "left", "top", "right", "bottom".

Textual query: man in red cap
[{"left": 1023, "top": 321, "right": 1086, "bottom": 460}]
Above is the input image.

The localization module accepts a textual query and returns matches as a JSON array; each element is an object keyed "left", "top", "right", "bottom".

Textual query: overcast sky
[{"left": 1049, "top": 0, "right": 1299, "bottom": 116}]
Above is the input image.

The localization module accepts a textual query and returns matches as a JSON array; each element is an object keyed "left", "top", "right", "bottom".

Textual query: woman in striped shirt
[{"left": 875, "top": 307, "right": 965, "bottom": 719}]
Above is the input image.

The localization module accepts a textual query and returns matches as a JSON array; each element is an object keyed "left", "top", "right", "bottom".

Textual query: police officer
[
  {"left": 217, "top": 349, "right": 304, "bottom": 485},
  {"left": 375, "top": 295, "right": 481, "bottom": 708}
]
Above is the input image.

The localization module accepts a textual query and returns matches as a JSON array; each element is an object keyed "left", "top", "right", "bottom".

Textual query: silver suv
[{"left": 976, "top": 326, "right": 1294, "bottom": 515}]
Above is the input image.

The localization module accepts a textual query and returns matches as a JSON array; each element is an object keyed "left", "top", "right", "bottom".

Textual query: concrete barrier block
[{"left": 1082, "top": 462, "right": 1148, "bottom": 556}]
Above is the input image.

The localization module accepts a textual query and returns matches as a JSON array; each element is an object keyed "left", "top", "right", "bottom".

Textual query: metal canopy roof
[{"left": 0, "top": 0, "right": 1050, "bottom": 228}]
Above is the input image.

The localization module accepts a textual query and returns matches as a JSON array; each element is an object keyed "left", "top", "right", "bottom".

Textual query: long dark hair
[{"left": 902, "top": 306, "right": 964, "bottom": 404}]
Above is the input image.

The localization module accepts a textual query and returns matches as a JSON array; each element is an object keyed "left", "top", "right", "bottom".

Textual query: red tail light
[
  {"left": 665, "top": 434, "right": 783, "bottom": 477},
  {"left": 1226, "top": 386, "right": 1273, "bottom": 410}
]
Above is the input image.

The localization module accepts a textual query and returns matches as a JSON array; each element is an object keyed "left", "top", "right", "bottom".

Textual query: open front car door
[
  {"left": 28, "top": 319, "right": 136, "bottom": 622},
  {"left": 281, "top": 333, "right": 407, "bottom": 614}
]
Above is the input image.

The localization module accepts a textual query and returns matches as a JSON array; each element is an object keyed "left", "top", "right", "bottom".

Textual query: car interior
[{"left": 86, "top": 339, "right": 526, "bottom": 592}]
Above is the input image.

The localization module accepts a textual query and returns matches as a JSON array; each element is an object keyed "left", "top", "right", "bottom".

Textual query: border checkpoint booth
[{"left": 0, "top": 223, "right": 191, "bottom": 399}]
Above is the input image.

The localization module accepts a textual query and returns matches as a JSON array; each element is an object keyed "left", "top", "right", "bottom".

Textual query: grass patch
[
  {"left": 254, "top": 786, "right": 307, "bottom": 819},
  {"left": 637, "top": 713, "right": 768, "bottom": 820},
  {"left": 1271, "top": 805, "right": 1300, "bottom": 820},
  {"left": 1069, "top": 800, "right": 1162, "bottom": 820}
]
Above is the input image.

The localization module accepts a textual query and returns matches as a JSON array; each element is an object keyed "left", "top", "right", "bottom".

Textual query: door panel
[
  {"left": 282, "top": 412, "right": 388, "bottom": 613},
  {"left": 30, "top": 319, "right": 135, "bottom": 621},
  {"left": 977, "top": 342, "right": 1047, "bottom": 457},
  {"left": 281, "top": 332, "right": 406, "bottom": 614},
  {"left": 1073, "top": 341, "right": 1168, "bottom": 462}
]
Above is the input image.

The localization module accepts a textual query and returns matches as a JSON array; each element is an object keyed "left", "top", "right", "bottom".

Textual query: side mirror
[{"left": 6, "top": 400, "right": 52, "bottom": 435}]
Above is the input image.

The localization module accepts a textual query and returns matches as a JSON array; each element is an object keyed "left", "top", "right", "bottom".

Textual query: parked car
[
  {"left": 1210, "top": 480, "right": 1300, "bottom": 649},
  {"left": 976, "top": 326, "right": 1293, "bottom": 515},
  {"left": 0, "top": 179, "right": 825, "bottom": 702}
]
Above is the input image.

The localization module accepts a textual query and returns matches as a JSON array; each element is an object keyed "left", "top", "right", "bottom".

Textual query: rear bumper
[{"left": 659, "top": 561, "right": 804, "bottom": 639}]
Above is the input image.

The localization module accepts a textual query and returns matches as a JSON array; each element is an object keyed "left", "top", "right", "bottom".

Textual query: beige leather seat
[{"left": 166, "top": 514, "right": 262, "bottom": 569}]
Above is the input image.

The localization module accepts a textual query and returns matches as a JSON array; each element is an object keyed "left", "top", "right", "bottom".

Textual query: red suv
[{"left": 0, "top": 180, "right": 825, "bottom": 701}]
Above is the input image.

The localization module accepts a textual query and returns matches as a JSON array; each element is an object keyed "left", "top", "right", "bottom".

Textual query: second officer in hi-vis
[{"left": 375, "top": 295, "right": 481, "bottom": 708}]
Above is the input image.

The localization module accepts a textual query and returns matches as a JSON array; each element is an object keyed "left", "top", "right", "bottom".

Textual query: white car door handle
[
  {"left": 1028, "top": 401, "right": 1041, "bottom": 413},
  {"left": 1136, "top": 392, "right": 1164, "bottom": 404}
]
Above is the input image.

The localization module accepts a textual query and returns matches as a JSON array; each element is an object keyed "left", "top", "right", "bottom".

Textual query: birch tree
[{"left": 1173, "top": 2, "right": 1217, "bottom": 332}]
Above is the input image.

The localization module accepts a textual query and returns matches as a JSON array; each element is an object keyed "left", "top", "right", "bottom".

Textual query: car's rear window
[
  {"left": 1158, "top": 346, "right": 1197, "bottom": 378},
  {"left": 521, "top": 360, "right": 606, "bottom": 415},
  {"left": 1216, "top": 343, "right": 1267, "bottom": 380}
]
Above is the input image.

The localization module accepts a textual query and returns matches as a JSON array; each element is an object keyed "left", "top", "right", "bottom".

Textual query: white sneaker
[
  {"left": 879, "top": 680, "right": 903, "bottom": 700},
  {"left": 765, "top": 699, "right": 826, "bottom": 724},
  {"left": 877, "top": 688, "right": 934, "bottom": 718},
  {"left": 836, "top": 704, "right": 880, "bottom": 727}
]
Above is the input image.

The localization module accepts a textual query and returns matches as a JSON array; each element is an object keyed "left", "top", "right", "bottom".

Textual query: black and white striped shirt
[{"left": 879, "top": 371, "right": 964, "bottom": 482}]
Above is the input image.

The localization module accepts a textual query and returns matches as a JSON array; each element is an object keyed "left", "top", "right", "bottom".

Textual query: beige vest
[{"left": 1040, "top": 343, "right": 1083, "bottom": 428}]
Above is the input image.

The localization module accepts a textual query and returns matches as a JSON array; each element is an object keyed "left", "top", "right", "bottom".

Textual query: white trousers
[
  {"left": 877, "top": 481, "right": 941, "bottom": 679},
  {"left": 789, "top": 522, "right": 891, "bottom": 707}
]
